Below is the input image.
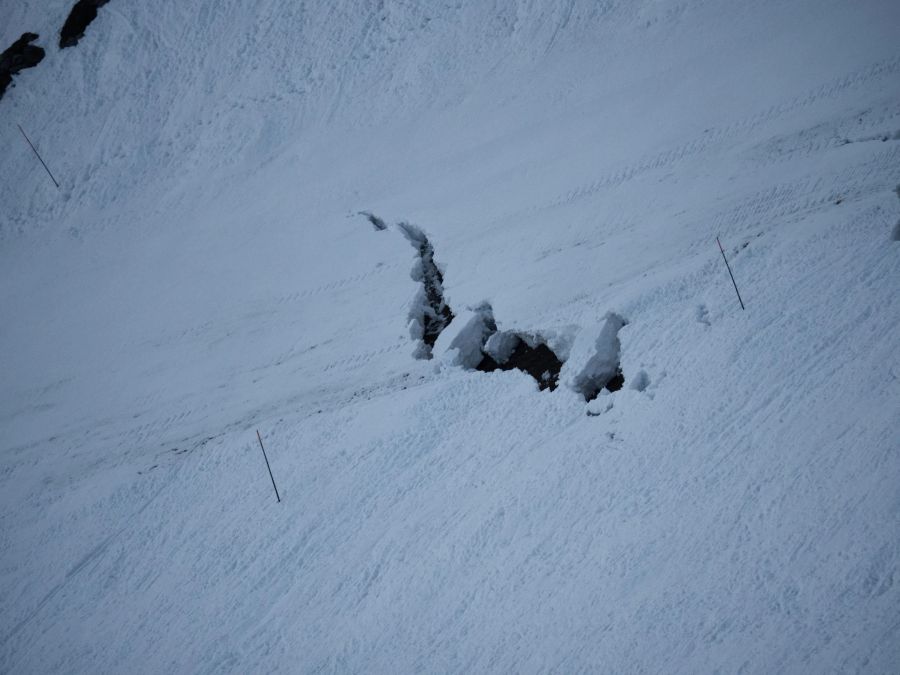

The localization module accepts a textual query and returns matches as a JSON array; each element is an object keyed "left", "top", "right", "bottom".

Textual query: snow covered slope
[{"left": 1, "top": 0, "right": 899, "bottom": 671}]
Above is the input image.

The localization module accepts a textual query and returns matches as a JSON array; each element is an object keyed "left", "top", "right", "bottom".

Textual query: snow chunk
[
  {"left": 564, "top": 313, "right": 627, "bottom": 401},
  {"left": 434, "top": 304, "right": 497, "bottom": 369}
]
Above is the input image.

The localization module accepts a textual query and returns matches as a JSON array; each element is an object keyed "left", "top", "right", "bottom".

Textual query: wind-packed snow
[{"left": 1, "top": 0, "right": 899, "bottom": 672}]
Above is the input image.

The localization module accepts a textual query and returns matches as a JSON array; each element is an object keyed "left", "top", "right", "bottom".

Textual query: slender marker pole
[
  {"left": 717, "top": 236, "right": 745, "bottom": 310},
  {"left": 256, "top": 429, "right": 281, "bottom": 503},
  {"left": 17, "top": 124, "right": 60, "bottom": 190}
]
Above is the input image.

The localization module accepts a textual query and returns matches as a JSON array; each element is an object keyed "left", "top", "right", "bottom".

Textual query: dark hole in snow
[
  {"left": 605, "top": 370, "right": 625, "bottom": 392},
  {"left": 0, "top": 33, "right": 45, "bottom": 100},
  {"left": 440, "top": 304, "right": 566, "bottom": 390},
  {"left": 476, "top": 337, "right": 564, "bottom": 391},
  {"left": 434, "top": 302, "right": 565, "bottom": 390},
  {"left": 60, "top": 0, "right": 110, "bottom": 49}
]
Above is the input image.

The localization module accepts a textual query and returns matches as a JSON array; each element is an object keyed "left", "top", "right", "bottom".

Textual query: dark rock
[
  {"left": 60, "top": 0, "right": 111, "bottom": 49},
  {"left": 0, "top": 33, "right": 45, "bottom": 100}
]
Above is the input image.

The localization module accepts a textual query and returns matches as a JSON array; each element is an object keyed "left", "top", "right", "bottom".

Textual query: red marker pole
[
  {"left": 256, "top": 430, "right": 281, "bottom": 503},
  {"left": 717, "top": 236, "right": 745, "bottom": 310}
]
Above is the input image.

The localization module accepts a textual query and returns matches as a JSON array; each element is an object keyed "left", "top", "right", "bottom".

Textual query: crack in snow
[{"left": 396, "top": 222, "right": 454, "bottom": 358}]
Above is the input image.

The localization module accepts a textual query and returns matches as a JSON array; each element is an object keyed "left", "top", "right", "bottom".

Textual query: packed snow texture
[{"left": 1, "top": 0, "right": 899, "bottom": 672}]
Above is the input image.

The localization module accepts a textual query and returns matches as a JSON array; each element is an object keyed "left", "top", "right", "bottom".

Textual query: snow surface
[{"left": 1, "top": 0, "right": 899, "bottom": 672}]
